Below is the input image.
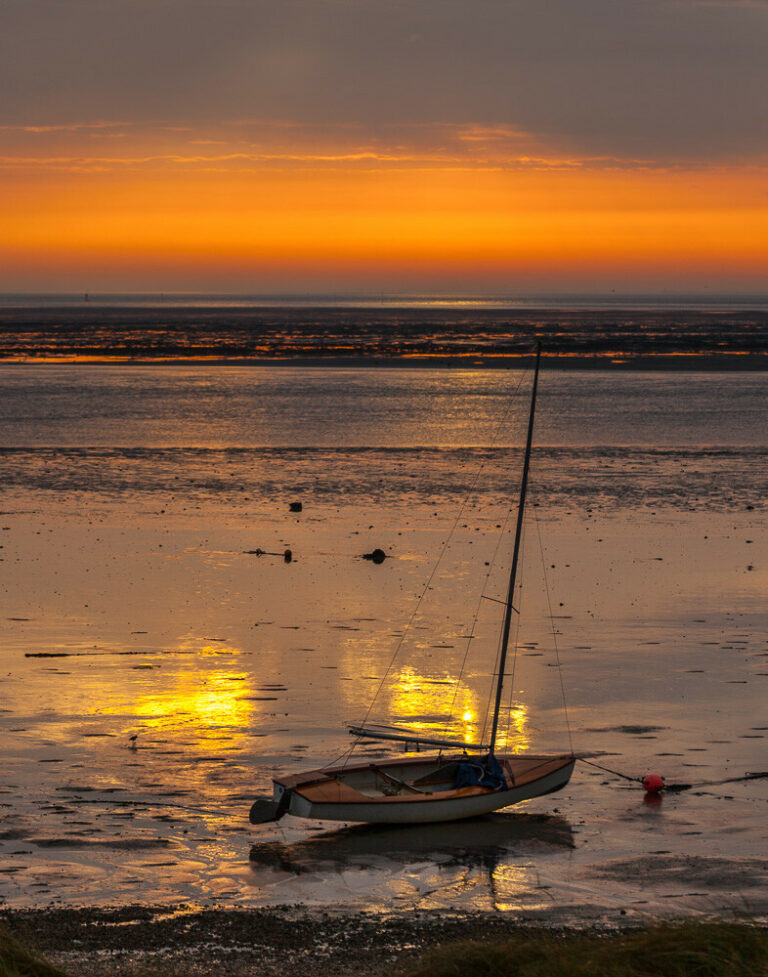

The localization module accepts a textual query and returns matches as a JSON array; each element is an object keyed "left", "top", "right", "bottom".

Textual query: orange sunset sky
[{"left": 2, "top": 0, "right": 767, "bottom": 295}]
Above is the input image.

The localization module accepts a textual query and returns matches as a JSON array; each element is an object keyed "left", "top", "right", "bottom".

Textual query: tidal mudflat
[
  {"left": 1, "top": 365, "right": 767, "bottom": 927},
  {"left": 1, "top": 301, "right": 768, "bottom": 367}
]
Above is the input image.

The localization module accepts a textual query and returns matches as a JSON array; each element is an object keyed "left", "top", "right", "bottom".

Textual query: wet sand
[
  {"left": 1, "top": 365, "right": 766, "bottom": 940},
  {"left": 1, "top": 497, "right": 767, "bottom": 919}
]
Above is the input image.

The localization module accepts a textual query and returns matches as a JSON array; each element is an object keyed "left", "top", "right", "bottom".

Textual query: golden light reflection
[
  {"left": 342, "top": 640, "right": 533, "bottom": 751},
  {"left": 130, "top": 670, "right": 252, "bottom": 741},
  {"left": 493, "top": 703, "right": 530, "bottom": 753},
  {"left": 95, "top": 656, "right": 255, "bottom": 752},
  {"left": 386, "top": 665, "right": 481, "bottom": 745},
  {"left": 491, "top": 862, "right": 552, "bottom": 912}
]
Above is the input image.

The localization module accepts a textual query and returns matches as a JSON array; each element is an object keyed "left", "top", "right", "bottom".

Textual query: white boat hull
[
  {"left": 268, "top": 753, "right": 575, "bottom": 825},
  {"left": 288, "top": 761, "right": 573, "bottom": 823}
]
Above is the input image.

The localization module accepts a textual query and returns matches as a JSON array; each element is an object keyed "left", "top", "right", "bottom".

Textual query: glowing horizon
[
  {"left": 3, "top": 123, "right": 768, "bottom": 294},
  {"left": 4, "top": 0, "right": 768, "bottom": 294}
]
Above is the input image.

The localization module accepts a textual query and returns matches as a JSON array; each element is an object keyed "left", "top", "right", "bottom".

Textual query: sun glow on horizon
[{"left": 3, "top": 122, "right": 768, "bottom": 292}]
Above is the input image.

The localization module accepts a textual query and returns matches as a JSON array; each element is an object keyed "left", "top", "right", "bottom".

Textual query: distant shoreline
[
  {"left": 1, "top": 353, "right": 768, "bottom": 370},
  {"left": 3, "top": 294, "right": 768, "bottom": 311},
  {"left": 2, "top": 305, "right": 767, "bottom": 369},
  {"left": 3, "top": 304, "right": 767, "bottom": 368}
]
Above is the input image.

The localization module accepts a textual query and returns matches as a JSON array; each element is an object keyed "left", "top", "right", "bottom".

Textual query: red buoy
[{"left": 642, "top": 773, "right": 665, "bottom": 794}]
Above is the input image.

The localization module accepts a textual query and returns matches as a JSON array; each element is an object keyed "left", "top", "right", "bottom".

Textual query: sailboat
[{"left": 250, "top": 346, "right": 575, "bottom": 826}]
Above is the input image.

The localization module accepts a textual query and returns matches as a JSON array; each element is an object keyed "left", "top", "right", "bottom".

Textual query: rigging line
[
  {"left": 503, "top": 525, "right": 526, "bottom": 747},
  {"left": 534, "top": 509, "right": 574, "bottom": 756},
  {"left": 478, "top": 369, "right": 540, "bottom": 750},
  {"left": 479, "top": 604, "right": 507, "bottom": 748},
  {"left": 349, "top": 367, "right": 530, "bottom": 756},
  {"left": 478, "top": 527, "right": 523, "bottom": 749},
  {"left": 505, "top": 519, "right": 526, "bottom": 731},
  {"left": 488, "top": 346, "right": 540, "bottom": 756},
  {"left": 323, "top": 739, "right": 361, "bottom": 770},
  {"left": 447, "top": 501, "right": 516, "bottom": 729},
  {"left": 502, "top": 585, "right": 524, "bottom": 747}
]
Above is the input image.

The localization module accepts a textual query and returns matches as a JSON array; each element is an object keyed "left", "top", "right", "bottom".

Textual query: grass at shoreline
[
  {"left": 404, "top": 923, "right": 768, "bottom": 977},
  {"left": 0, "top": 924, "right": 65, "bottom": 977},
  {"left": 2, "top": 920, "right": 767, "bottom": 977}
]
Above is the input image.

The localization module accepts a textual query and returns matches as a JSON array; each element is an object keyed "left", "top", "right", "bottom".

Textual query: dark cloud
[{"left": 2, "top": 0, "right": 767, "bottom": 160}]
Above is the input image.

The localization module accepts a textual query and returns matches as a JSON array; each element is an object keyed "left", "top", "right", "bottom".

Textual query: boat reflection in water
[{"left": 248, "top": 812, "right": 573, "bottom": 880}]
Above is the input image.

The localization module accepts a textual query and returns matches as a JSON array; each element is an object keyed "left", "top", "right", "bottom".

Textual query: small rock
[
  {"left": 363, "top": 548, "right": 387, "bottom": 564},
  {"left": 289, "top": 502, "right": 303, "bottom": 513}
]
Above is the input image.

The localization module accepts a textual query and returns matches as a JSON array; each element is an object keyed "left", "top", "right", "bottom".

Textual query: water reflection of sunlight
[
  {"left": 95, "top": 653, "right": 255, "bottom": 751},
  {"left": 385, "top": 665, "right": 530, "bottom": 751},
  {"left": 494, "top": 703, "right": 530, "bottom": 752},
  {"left": 387, "top": 665, "right": 480, "bottom": 744},
  {"left": 491, "top": 861, "right": 550, "bottom": 912},
  {"left": 132, "top": 670, "right": 252, "bottom": 744}
]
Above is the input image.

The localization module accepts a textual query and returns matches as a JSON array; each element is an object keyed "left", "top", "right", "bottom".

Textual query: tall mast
[{"left": 489, "top": 343, "right": 541, "bottom": 755}]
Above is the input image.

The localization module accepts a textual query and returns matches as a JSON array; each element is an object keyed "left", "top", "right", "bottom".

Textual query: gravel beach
[{"left": 1, "top": 905, "right": 619, "bottom": 977}]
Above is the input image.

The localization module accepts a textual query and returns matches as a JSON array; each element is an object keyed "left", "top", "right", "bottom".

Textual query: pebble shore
[{"left": 0, "top": 905, "right": 613, "bottom": 977}]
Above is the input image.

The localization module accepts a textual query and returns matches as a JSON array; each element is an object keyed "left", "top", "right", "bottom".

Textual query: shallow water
[{"left": 1, "top": 366, "right": 767, "bottom": 920}]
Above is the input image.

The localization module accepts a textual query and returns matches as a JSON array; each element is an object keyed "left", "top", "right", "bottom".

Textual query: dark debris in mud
[{"left": 0, "top": 905, "right": 618, "bottom": 977}]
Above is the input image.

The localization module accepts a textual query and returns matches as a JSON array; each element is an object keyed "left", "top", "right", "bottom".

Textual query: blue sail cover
[{"left": 454, "top": 754, "right": 506, "bottom": 790}]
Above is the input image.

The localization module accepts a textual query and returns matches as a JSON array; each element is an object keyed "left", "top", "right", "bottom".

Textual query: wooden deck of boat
[
  {"left": 299, "top": 779, "right": 491, "bottom": 805},
  {"left": 276, "top": 754, "right": 574, "bottom": 804}
]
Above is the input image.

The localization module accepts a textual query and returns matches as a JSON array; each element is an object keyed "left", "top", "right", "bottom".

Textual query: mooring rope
[
  {"left": 578, "top": 756, "right": 768, "bottom": 793},
  {"left": 579, "top": 756, "right": 641, "bottom": 783}
]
